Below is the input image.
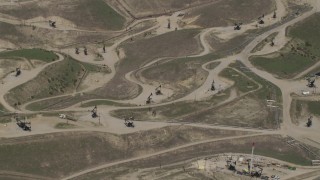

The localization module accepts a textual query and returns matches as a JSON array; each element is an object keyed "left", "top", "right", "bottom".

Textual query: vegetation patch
[
  {"left": 76, "top": 135, "right": 315, "bottom": 180},
  {"left": 251, "top": 14, "right": 320, "bottom": 79},
  {"left": 206, "top": 61, "right": 221, "bottom": 70},
  {"left": 230, "top": 61, "right": 282, "bottom": 102},
  {"left": 173, "top": 62, "right": 280, "bottom": 128},
  {"left": 0, "top": 49, "right": 58, "bottom": 62},
  {"left": 305, "top": 101, "right": 320, "bottom": 116},
  {"left": 111, "top": 89, "right": 231, "bottom": 122},
  {"left": 140, "top": 53, "right": 220, "bottom": 100},
  {"left": 112, "top": 61, "right": 281, "bottom": 129},
  {"left": 80, "top": 100, "right": 135, "bottom": 108},
  {"left": 207, "top": 29, "right": 259, "bottom": 54},
  {"left": 0, "top": 103, "right": 11, "bottom": 124},
  {"left": 25, "top": 95, "right": 73, "bottom": 111},
  {"left": 0, "top": 22, "right": 26, "bottom": 44},
  {"left": 288, "top": 13, "right": 320, "bottom": 57},
  {"left": 291, "top": 99, "right": 320, "bottom": 124},
  {"left": 7, "top": 54, "right": 111, "bottom": 108},
  {"left": 0, "top": 127, "right": 251, "bottom": 178},
  {"left": 220, "top": 68, "right": 259, "bottom": 94},
  {"left": 75, "top": 0, "right": 126, "bottom": 30},
  {"left": 184, "top": 0, "right": 274, "bottom": 28},
  {"left": 251, "top": 32, "right": 278, "bottom": 53},
  {"left": 250, "top": 51, "right": 315, "bottom": 79},
  {"left": 122, "top": 0, "right": 210, "bottom": 18},
  {"left": 54, "top": 122, "right": 78, "bottom": 129},
  {"left": 5, "top": 59, "right": 83, "bottom": 106},
  {"left": 0, "top": 0, "right": 126, "bottom": 30},
  {"left": 25, "top": 93, "right": 105, "bottom": 111},
  {"left": 94, "top": 29, "right": 202, "bottom": 100},
  {"left": 0, "top": 103, "right": 7, "bottom": 116}
]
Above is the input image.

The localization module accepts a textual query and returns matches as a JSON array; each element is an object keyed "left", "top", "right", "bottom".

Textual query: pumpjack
[
  {"left": 307, "top": 116, "right": 313, "bottom": 127},
  {"left": 306, "top": 76, "right": 316, "bottom": 88},
  {"left": 49, "top": 20, "right": 56, "bottom": 28},
  {"left": 251, "top": 167, "right": 263, "bottom": 177},
  {"left": 124, "top": 117, "right": 134, "bottom": 127},
  {"left": 155, "top": 85, "right": 162, "bottom": 95},
  {"left": 226, "top": 160, "right": 236, "bottom": 171},
  {"left": 211, "top": 80, "right": 215, "bottom": 91},
  {"left": 273, "top": 11, "right": 277, "bottom": 19},
  {"left": 84, "top": 47, "right": 88, "bottom": 55},
  {"left": 270, "top": 39, "right": 275, "bottom": 47},
  {"left": 15, "top": 68, "right": 21, "bottom": 77},
  {"left": 75, "top": 48, "right": 79, "bottom": 54},
  {"left": 146, "top": 93, "right": 153, "bottom": 104},
  {"left": 91, "top": 106, "right": 98, "bottom": 118},
  {"left": 152, "top": 110, "right": 157, "bottom": 117},
  {"left": 103, "top": 45, "right": 106, "bottom": 53},
  {"left": 234, "top": 22, "right": 242, "bottom": 30},
  {"left": 258, "top": 17, "right": 265, "bottom": 24},
  {"left": 16, "top": 117, "right": 31, "bottom": 131}
]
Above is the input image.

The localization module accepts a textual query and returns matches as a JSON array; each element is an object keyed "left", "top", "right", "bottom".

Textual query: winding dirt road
[{"left": 0, "top": 0, "right": 320, "bottom": 179}]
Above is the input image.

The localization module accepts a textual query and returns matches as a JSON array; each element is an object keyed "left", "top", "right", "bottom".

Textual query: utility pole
[{"left": 250, "top": 142, "right": 255, "bottom": 174}]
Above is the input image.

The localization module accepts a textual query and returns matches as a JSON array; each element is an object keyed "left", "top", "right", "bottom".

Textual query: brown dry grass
[
  {"left": 184, "top": 0, "right": 275, "bottom": 28},
  {"left": 0, "top": 22, "right": 118, "bottom": 48},
  {"left": 93, "top": 29, "right": 202, "bottom": 100},
  {"left": 184, "top": 95, "right": 276, "bottom": 129},
  {"left": 0, "top": 0, "right": 126, "bottom": 31},
  {"left": 0, "top": 126, "right": 251, "bottom": 178},
  {"left": 75, "top": 135, "right": 315, "bottom": 180},
  {"left": 138, "top": 54, "right": 220, "bottom": 100},
  {"left": 121, "top": 0, "right": 212, "bottom": 18}
]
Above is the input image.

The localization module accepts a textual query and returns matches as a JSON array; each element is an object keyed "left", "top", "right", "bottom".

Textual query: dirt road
[{"left": 0, "top": 1, "right": 320, "bottom": 179}]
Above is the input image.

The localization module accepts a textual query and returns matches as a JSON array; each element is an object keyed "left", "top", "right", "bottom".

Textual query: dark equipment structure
[
  {"left": 49, "top": 20, "right": 56, "bottom": 28},
  {"left": 307, "top": 76, "right": 316, "bottom": 88},
  {"left": 273, "top": 11, "right": 277, "bottom": 18},
  {"left": 15, "top": 68, "right": 21, "bottom": 77},
  {"left": 251, "top": 167, "right": 263, "bottom": 177},
  {"left": 234, "top": 22, "right": 242, "bottom": 30},
  {"left": 211, "top": 80, "right": 215, "bottom": 91},
  {"left": 75, "top": 48, "right": 79, "bottom": 54},
  {"left": 84, "top": 47, "right": 88, "bottom": 55},
  {"left": 167, "top": 19, "right": 171, "bottom": 29},
  {"left": 91, "top": 106, "right": 98, "bottom": 118},
  {"left": 146, "top": 93, "right": 153, "bottom": 104},
  {"left": 152, "top": 110, "right": 157, "bottom": 117},
  {"left": 124, "top": 117, "right": 135, "bottom": 128},
  {"left": 155, "top": 85, "right": 162, "bottom": 95},
  {"left": 307, "top": 116, "right": 313, "bottom": 127},
  {"left": 226, "top": 159, "right": 236, "bottom": 171},
  {"left": 103, "top": 45, "right": 106, "bottom": 53},
  {"left": 16, "top": 117, "right": 31, "bottom": 131},
  {"left": 258, "top": 17, "right": 265, "bottom": 24},
  {"left": 270, "top": 39, "right": 275, "bottom": 47}
]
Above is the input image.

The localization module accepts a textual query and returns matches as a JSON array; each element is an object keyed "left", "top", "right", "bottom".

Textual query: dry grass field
[
  {"left": 183, "top": 0, "right": 275, "bottom": 28},
  {"left": 0, "top": 126, "right": 253, "bottom": 178},
  {"left": 75, "top": 135, "right": 315, "bottom": 180},
  {"left": 120, "top": 0, "right": 211, "bottom": 17},
  {"left": 0, "top": 0, "right": 126, "bottom": 30},
  {"left": 94, "top": 29, "right": 202, "bottom": 100}
]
